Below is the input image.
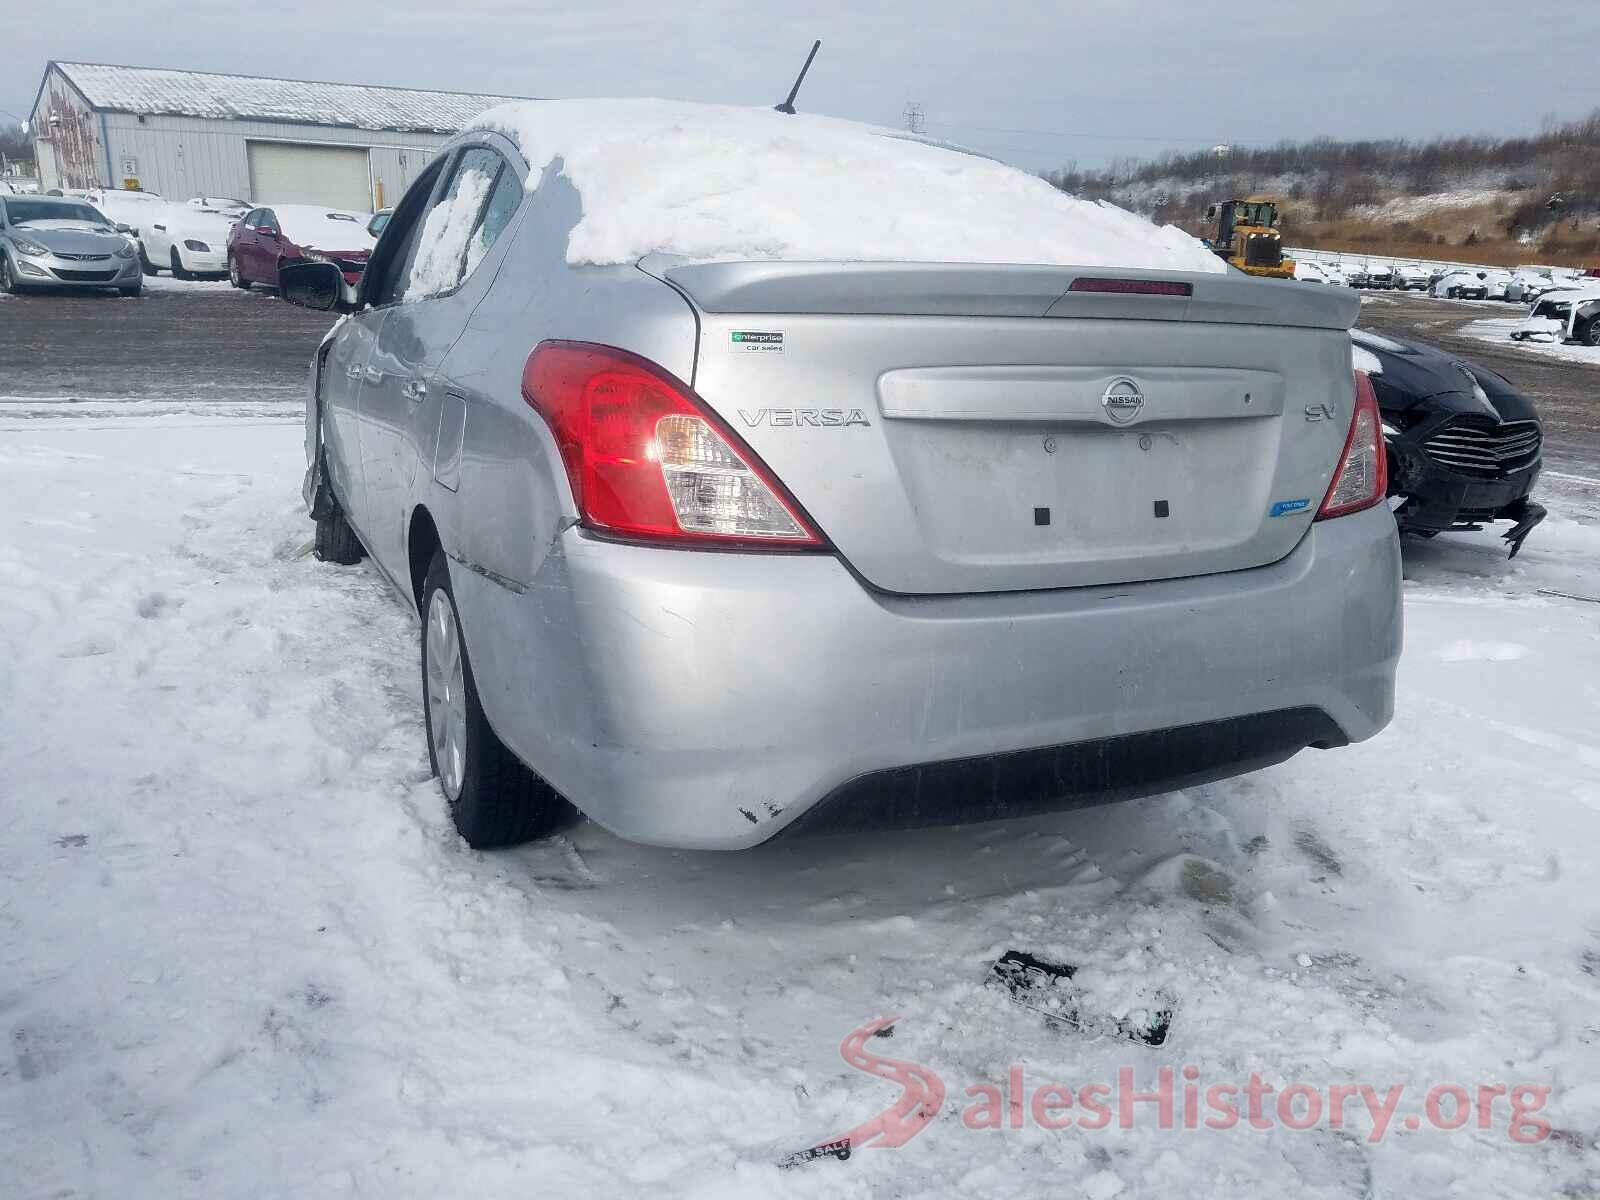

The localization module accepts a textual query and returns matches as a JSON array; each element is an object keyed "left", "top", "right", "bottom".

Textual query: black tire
[
  {"left": 170, "top": 248, "right": 191, "bottom": 282},
  {"left": 0, "top": 255, "right": 16, "bottom": 294},
  {"left": 228, "top": 253, "right": 250, "bottom": 290},
  {"left": 139, "top": 244, "right": 158, "bottom": 276},
  {"left": 420, "top": 551, "right": 572, "bottom": 848},
  {"left": 118, "top": 283, "right": 142, "bottom": 297},
  {"left": 313, "top": 502, "right": 365, "bottom": 565},
  {"left": 1580, "top": 317, "right": 1600, "bottom": 348}
]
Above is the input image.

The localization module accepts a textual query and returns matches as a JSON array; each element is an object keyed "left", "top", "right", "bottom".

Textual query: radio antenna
[{"left": 774, "top": 40, "right": 822, "bottom": 115}]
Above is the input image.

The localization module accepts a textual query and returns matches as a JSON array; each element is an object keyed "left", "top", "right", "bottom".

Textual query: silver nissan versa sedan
[
  {"left": 0, "top": 195, "right": 144, "bottom": 295},
  {"left": 290, "top": 100, "right": 1401, "bottom": 851}
]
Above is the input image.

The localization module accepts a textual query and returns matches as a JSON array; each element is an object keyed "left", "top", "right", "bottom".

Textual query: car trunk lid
[{"left": 651, "top": 260, "right": 1361, "bottom": 595}]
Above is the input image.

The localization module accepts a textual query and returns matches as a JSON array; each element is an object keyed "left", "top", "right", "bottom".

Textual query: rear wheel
[
  {"left": 170, "top": 248, "right": 191, "bottom": 282},
  {"left": 421, "top": 551, "right": 571, "bottom": 848},
  {"left": 313, "top": 501, "right": 365, "bottom": 565},
  {"left": 228, "top": 253, "right": 250, "bottom": 290}
]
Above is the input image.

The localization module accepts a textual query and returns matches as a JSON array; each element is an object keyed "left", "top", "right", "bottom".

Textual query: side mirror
[
  {"left": 115, "top": 222, "right": 133, "bottom": 234},
  {"left": 279, "top": 261, "right": 349, "bottom": 312}
]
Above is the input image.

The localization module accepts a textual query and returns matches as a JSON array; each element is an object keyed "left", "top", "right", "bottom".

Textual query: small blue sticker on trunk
[{"left": 1270, "top": 498, "right": 1312, "bottom": 517}]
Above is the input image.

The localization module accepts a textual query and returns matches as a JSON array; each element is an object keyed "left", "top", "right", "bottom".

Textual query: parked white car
[
  {"left": 1329, "top": 261, "right": 1364, "bottom": 286},
  {"left": 1511, "top": 286, "right": 1600, "bottom": 345},
  {"left": 1481, "top": 269, "right": 1513, "bottom": 301},
  {"left": 75, "top": 188, "right": 167, "bottom": 237},
  {"left": 1432, "top": 270, "right": 1487, "bottom": 300},
  {"left": 1393, "top": 263, "right": 1429, "bottom": 290},
  {"left": 1293, "top": 260, "right": 1338, "bottom": 284},
  {"left": 1505, "top": 269, "right": 1554, "bottom": 304},
  {"left": 139, "top": 199, "right": 243, "bottom": 278}
]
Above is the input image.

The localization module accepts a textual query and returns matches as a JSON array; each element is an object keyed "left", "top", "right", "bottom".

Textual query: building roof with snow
[{"left": 40, "top": 61, "right": 534, "bottom": 135}]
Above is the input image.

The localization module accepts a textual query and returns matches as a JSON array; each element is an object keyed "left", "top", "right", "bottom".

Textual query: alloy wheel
[{"left": 425, "top": 589, "right": 468, "bottom": 801}]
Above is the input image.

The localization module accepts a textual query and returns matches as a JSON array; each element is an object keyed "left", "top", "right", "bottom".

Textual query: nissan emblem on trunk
[{"left": 1101, "top": 378, "right": 1145, "bottom": 424}]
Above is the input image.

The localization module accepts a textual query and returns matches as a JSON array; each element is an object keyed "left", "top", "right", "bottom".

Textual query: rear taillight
[
  {"left": 521, "top": 341, "right": 826, "bottom": 548},
  {"left": 1316, "top": 370, "right": 1388, "bottom": 520}
]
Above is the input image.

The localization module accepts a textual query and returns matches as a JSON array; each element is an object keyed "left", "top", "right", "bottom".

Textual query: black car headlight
[
  {"left": 12, "top": 236, "right": 49, "bottom": 257},
  {"left": 114, "top": 241, "right": 136, "bottom": 259},
  {"left": 183, "top": 239, "right": 210, "bottom": 252}
]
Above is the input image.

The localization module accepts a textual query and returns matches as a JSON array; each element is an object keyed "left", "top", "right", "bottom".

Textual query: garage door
[{"left": 247, "top": 141, "right": 372, "bottom": 211}]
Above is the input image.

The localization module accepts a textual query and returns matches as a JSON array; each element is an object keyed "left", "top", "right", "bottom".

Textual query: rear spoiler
[{"left": 639, "top": 257, "right": 1361, "bottom": 331}]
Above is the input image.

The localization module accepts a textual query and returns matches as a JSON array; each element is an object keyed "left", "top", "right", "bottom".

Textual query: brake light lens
[
  {"left": 1068, "top": 277, "right": 1193, "bottom": 297},
  {"left": 1316, "top": 370, "right": 1388, "bottom": 520},
  {"left": 522, "top": 342, "right": 826, "bottom": 547}
]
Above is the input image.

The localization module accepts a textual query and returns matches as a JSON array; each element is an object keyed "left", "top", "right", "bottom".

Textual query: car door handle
[{"left": 403, "top": 378, "right": 428, "bottom": 401}]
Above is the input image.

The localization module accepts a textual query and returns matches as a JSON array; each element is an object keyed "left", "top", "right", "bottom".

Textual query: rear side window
[{"left": 405, "top": 147, "right": 518, "bottom": 300}]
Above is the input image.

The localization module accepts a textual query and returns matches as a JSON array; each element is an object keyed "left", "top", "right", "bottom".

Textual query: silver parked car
[
  {"left": 0, "top": 195, "right": 143, "bottom": 295},
  {"left": 292, "top": 103, "right": 1401, "bottom": 851}
]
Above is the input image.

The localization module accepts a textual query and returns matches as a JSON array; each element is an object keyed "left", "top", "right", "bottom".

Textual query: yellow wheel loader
[{"left": 1205, "top": 199, "right": 1295, "bottom": 279}]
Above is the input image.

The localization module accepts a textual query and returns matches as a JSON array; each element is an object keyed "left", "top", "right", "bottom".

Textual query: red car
[{"left": 227, "top": 204, "right": 377, "bottom": 290}]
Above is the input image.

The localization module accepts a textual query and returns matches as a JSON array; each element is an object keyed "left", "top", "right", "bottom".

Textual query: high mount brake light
[
  {"left": 1068, "top": 277, "right": 1193, "bottom": 297},
  {"left": 1316, "top": 370, "right": 1388, "bottom": 520},
  {"left": 521, "top": 341, "right": 827, "bottom": 548}
]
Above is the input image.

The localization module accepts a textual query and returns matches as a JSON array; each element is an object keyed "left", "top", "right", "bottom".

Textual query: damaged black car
[{"left": 1351, "top": 329, "right": 1546, "bottom": 556}]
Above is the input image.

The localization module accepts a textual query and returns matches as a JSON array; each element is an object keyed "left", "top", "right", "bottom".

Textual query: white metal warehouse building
[{"left": 28, "top": 62, "right": 530, "bottom": 212}]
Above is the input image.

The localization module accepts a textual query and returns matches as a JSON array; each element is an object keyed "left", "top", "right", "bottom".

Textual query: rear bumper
[{"left": 451, "top": 504, "right": 1402, "bottom": 849}]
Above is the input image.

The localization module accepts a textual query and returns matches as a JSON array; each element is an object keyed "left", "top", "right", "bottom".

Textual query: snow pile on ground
[
  {"left": 472, "top": 100, "right": 1223, "bottom": 272},
  {"left": 5, "top": 411, "right": 1600, "bottom": 1197},
  {"left": 1460, "top": 317, "right": 1600, "bottom": 365}
]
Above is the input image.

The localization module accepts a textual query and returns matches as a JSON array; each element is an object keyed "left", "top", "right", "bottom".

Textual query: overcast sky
[{"left": 3, "top": 1, "right": 1599, "bottom": 172}]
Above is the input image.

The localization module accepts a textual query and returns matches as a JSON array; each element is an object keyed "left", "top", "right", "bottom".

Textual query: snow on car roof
[
  {"left": 262, "top": 205, "right": 378, "bottom": 250},
  {"left": 53, "top": 62, "right": 531, "bottom": 134},
  {"left": 471, "top": 99, "right": 1227, "bottom": 272}
]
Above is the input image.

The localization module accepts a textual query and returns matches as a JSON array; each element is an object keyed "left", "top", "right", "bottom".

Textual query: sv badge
[{"left": 1304, "top": 403, "right": 1338, "bottom": 422}]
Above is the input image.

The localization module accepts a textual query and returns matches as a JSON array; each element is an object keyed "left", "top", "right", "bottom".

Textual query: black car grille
[
  {"left": 1423, "top": 417, "right": 1541, "bottom": 477},
  {"left": 52, "top": 268, "right": 119, "bottom": 282},
  {"left": 55, "top": 252, "right": 112, "bottom": 262}
]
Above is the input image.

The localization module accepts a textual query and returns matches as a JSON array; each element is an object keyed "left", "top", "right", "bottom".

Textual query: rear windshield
[{"left": 5, "top": 200, "right": 109, "bottom": 226}]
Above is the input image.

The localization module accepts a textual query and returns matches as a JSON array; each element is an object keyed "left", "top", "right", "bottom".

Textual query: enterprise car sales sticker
[{"left": 732, "top": 331, "right": 784, "bottom": 353}]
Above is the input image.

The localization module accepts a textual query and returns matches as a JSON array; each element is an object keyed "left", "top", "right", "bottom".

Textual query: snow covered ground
[
  {"left": 1461, "top": 317, "right": 1600, "bottom": 367},
  {"left": 5, "top": 408, "right": 1600, "bottom": 1198}
]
